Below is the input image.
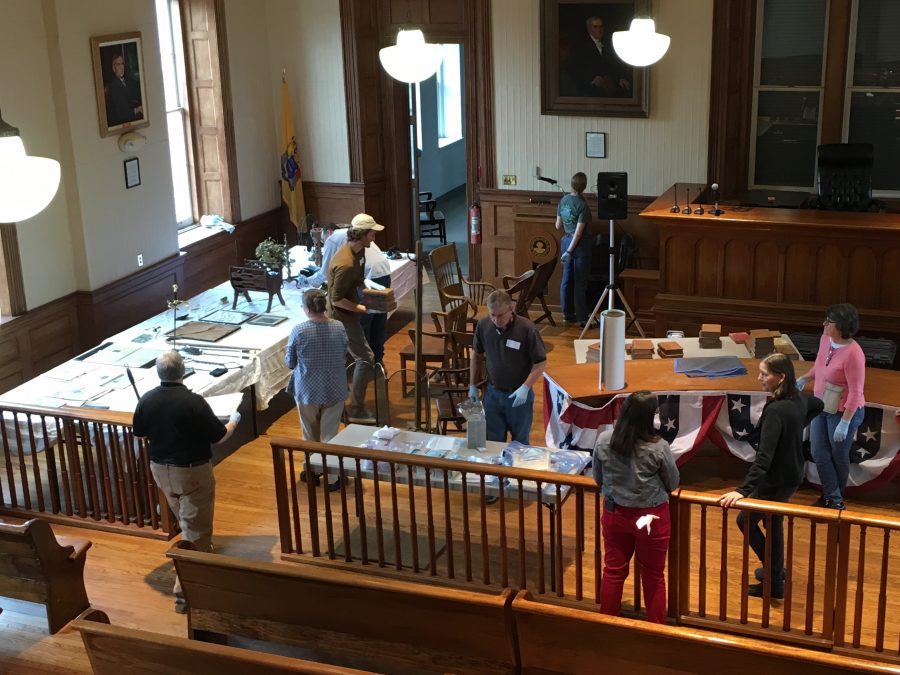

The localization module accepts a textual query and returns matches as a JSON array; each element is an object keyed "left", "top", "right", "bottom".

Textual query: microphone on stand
[
  {"left": 670, "top": 183, "right": 680, "bottom": 213},
  {"left": 712, "top": 182, "right": 724, "bottom": 216},
  {"left": 126, "top": 367, "right": 140, "bottom": 401},
  {"left": 681, "top": 186, "right": 692, "bottom": 214}
]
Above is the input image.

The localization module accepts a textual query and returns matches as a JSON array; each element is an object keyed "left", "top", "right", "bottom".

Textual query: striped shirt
[{"left": 284, "top": 318, "right": 348, "bottom": 405}]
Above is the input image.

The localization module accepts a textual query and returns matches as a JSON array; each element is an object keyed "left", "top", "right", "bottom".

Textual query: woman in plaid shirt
[{"left": 286, "top": 289, "right": 349, "bottom": 457}]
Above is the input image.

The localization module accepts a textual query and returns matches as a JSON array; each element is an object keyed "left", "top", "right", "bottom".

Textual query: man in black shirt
[{"left": 132, "top": 351, "right": 240, "bottom": 611}]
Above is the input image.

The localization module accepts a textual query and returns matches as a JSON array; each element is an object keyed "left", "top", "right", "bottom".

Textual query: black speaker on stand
[{"left": 579, "top": 172, "right": 645, "bottom": 339}]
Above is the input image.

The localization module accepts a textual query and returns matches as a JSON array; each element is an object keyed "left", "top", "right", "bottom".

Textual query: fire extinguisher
[{"left": 469, "top": 199, "right": 482, "bottom": 245}]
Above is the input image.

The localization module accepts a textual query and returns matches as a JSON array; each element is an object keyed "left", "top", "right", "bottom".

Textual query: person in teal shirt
[{"left": 555, "top": 172, "right": 593, "bottom": 327}]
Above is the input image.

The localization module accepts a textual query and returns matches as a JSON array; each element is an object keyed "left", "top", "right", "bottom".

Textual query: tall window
[
  {"left": 436, "top": 44, "right": 462, "bottom": 147},
  {"left": 750, "top": 0, "right": 826, "bottom": 189},
  {"left": 155, "top": 0, "right": 194, "bottom": 228},
  {"left": 747, "top": 0, "right": 900, "bottom": 194},
  {"left": 845, "top": 0, "right": 900, "bottom": 191},
  {"left": 155, "top": 0, "right": 237, "bottom": 229}
]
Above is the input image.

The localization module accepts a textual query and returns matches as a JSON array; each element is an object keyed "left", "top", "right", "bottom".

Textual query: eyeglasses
[{"left": 823, "top": 318, "right": 836, "bottom": 326}]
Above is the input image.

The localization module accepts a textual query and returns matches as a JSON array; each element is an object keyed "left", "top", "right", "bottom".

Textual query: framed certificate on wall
[{"left": 586, "top": 132, "right": 607, "bottom": 158}]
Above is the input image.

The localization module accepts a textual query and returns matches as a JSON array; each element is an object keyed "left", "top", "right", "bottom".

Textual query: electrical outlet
[
  {"left": 137, "top": 254, "right": 144, "bottom": 267},
  {"left": 503, "top": 174, "right": 517, "bottom": 186}
]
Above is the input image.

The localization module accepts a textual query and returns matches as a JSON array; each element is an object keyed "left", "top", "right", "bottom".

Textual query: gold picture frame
[{"left": 90, "top": 32, "right": 149, "bottom": 137}]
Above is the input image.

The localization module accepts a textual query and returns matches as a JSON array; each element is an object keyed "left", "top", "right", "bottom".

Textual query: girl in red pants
[{"left": 592, "top": 391, "right": 679, "bottom": 623}]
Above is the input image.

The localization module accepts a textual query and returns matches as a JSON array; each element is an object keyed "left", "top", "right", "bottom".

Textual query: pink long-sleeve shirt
[{"left": 806, "top": 333, "right": 866, "bottom": 413}]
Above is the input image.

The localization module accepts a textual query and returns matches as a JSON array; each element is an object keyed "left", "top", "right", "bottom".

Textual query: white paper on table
[
  {"left": 43, "top": 362, "right": 90, "bottom": 382},
  {"left": 426, "top": 436, "right": 464, "bottom": 451},
  {"left": 205, "top": 392, "right": 244, "bottom": 420}
]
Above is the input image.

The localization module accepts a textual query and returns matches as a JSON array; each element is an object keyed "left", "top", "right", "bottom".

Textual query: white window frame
[{"left": 436, "top": 44, "right": 462, "bottom": 148}]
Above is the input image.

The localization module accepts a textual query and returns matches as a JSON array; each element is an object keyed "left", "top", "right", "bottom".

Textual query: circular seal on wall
[{"left": 530, "top": 235, "right": 553, "bottom": 261}]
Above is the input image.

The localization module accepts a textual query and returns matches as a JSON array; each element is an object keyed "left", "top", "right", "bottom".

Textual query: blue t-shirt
[{"left": 557, "top": 194, "right": 591, "bottom": 235}]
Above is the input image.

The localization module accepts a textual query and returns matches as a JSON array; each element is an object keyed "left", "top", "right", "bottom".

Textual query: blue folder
[{"left": 674, "top": 356, "right": 747, "bottom": 379}]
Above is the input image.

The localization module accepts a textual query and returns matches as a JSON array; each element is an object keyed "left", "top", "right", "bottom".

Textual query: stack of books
[
  {"left": 627, "top": 339, "right": 654, "bottom": 360},
  {"left": 747, "top": 329, "right": 778, "bottom": 358},
  {"left": 657, "top": 341, "right": 684, "bottom": 359},
  {"left": 773, "top": 336, "right": 800, "bottom": 360},
  {"left": 699, "top": 323, "right": 722, "bottom": 349},
  {"left": 361, "top": 287, "right": 397, "bottom": 313}
]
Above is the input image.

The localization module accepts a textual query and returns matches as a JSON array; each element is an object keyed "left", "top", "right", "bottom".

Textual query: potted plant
[{"left": 255, "top": 237, "right": 289, "bottom": 272}]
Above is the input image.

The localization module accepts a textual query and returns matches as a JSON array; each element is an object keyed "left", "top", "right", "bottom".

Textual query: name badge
[{"left": 506, "top": 339, "right": 521, "bottom": 350}]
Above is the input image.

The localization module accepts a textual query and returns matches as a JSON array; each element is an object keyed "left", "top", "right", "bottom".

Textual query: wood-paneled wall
[
  {"left": 478, "top": 188, "right": 656, "bottom": 290},
  {"left": 644, "top": 186, "right": 900, "bottom": 358}
]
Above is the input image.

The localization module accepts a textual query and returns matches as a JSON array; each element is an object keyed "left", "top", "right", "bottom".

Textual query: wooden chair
[
  {"left": 428, "top": 243, "right": 495, "bottom": 322},
  {"left": 428, "top": 328, "right": 484, "bottom": 434},
  {"left": 418, "top": 191, "right": 447, "bottom": 244},
  {"left": 73, "top": 617, "right": 373, "bottom": 674},
  {"left": 168, "top": 543, "right": 519, "bottom": 674},
  {"left": 0, "top": 518, "right": 93, "bottom": 634},
  {"left": 398, "top": 300, "right": 470, "bottom": 397},
  {"left": 502, "top": 257, "right": 557, "bottom": 326}
]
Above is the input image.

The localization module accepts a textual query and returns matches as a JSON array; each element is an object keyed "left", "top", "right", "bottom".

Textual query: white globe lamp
[{"left": 612, "top": 18, "right": 670, "bottom": 67}]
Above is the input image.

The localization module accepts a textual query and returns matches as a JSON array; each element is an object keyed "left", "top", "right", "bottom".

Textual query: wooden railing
[
  {"left": 0, "top": 403, "right": 175, "bottom": 539},
  {"left": 271, "top": 438, "right": 900, "bottom": 664}
]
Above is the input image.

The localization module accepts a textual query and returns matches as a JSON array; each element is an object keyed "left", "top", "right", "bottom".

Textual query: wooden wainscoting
[
  {"left": 0, "top": 295, "right": 79, "bottom": 394},
  {"left": 302, "top": 181, "right": 366, "bottom": 230},
  {"left": 477, "top": 188, "right": 656, "bottom": 293}
]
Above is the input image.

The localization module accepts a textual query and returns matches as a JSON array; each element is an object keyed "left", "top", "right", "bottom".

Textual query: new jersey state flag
[{"left": 280, "top": 78, "right": 306, "bottom": 227}]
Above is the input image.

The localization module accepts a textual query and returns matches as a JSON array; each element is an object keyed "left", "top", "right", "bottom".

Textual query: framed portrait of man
[
  {"left": 541, "top": 0, "right": 650, "bottom": 118},
  {"left": 90, "top": 32, "right": 149, "bottom": 137}
]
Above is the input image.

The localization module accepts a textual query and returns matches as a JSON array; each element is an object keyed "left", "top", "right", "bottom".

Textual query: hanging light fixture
[
  {"left": 612, "top": 18, "right": 670, "bottom": 67},
  {"left": 378, "top": 27, "right": 444, "bottom": 84},
  {"left": 0, "top": 107, "right": 61, "bottom": 223}
]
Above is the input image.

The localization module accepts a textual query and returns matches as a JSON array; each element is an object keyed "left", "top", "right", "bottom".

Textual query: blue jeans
[
  {"left": 484, "top": 384, "right": 533, "bottom": 444},
  {"left": 810, "top": 406, "right": 864, "bottom": 502},
  {"left": 560, "top": 233, "right": 592, "bottom": 322}
]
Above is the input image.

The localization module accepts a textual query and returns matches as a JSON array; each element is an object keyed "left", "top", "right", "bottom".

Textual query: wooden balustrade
[
  {"left": 271, "top": 436, "right": 605, "bottom": 602},
  {"left": 271, "top": 439, "right": 900, "bottom": 665},
  {"left": 0, "top": 403, "right": 175, "bottom": 539}
]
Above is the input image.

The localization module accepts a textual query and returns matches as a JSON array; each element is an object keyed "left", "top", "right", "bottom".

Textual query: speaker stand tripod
[{"left": 578, "top": 219, "right": 646, "bottom": 340}]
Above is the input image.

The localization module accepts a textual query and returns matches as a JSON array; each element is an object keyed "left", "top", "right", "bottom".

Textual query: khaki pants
[
  {"left": 150, "top": 461, "right": 215, "bottom": 594},
  {"left": 298, "top": 401, "right": 344, "bottom": 443}
]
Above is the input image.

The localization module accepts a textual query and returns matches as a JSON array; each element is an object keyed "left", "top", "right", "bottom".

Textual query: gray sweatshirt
[{"left": 592, "top": 429, "right": 679, "bottom": 508}]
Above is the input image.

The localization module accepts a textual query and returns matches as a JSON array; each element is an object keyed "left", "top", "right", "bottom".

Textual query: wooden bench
[
  {"left": 0, "top": 518, "right": 93, "bottom": 633},
  {"left": 167, "top": 542, "right": 518, "bottom": 674},
  {"left": 511, "top": 590, "right": 893, "bottom": 674},
  {"left": 72, "top": 616, "right": 373, "bottom": 675}
]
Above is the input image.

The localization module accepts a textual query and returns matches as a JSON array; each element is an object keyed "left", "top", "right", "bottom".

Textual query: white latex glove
[
  {"left": 796, "top": 376, "right": 807, "bottom": 392},
  {"left": 468, "top": 385, "right": 479, "bottom": 402},
  {"left": 229, "top": 411, "right": 242, "bottom": 425},
  {"left": 833, "top": 419, "right": 850, "bottom": 443},
  {"left": 635, "top": 514, "right": 660, "bottom": 534},
  {"left": 508, "top": 384, "right": 530, "bottom": 407}
]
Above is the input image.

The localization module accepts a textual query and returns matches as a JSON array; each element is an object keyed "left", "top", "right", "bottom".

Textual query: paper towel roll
[{"left": 601, "top": 309, "right": 626, "bottom": 390}]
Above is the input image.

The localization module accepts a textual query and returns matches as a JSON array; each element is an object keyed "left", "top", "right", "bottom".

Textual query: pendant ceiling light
[
  {"left": 612, "top": 18, "right": 670, "bottom": 67},
  {"left": 0, "top": 107, "right": 61, "bottom": 223},
  {"left": 378, "top": 28, "right": 444, "bottom": 83}
]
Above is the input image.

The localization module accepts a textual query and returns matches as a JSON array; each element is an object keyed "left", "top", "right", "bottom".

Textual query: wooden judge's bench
[{"left": 641, "top": 184, "right": 900, "bottom": 367}]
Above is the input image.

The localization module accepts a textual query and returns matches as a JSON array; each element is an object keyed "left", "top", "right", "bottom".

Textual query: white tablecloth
[
  {"left": 1, "top": 278, "right": 311, "bottom": 416},
  {"left": 573, "top": 336, "right": 803, "bottom": 365}
]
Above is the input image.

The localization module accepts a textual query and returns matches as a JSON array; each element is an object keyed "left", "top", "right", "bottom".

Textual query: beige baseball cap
[{"left": 350, "top": 213, "right": 384, "bottom": 231}]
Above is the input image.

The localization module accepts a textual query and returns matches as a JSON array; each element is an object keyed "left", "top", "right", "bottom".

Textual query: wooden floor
[{"left": 2, "top": 275, "right": 899, "bottom": 673}]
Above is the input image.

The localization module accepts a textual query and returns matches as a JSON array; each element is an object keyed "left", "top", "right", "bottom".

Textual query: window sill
[
  {"left": 178, "top": 225, "right": 225, "bottom": 249},
  {"left": 437, "top": 136, "right": 463, "bottom": 149}
]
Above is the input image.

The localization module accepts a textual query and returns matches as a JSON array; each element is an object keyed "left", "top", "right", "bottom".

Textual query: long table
[{"left": 543, "top": 360, "right": 900, "bottom": 493}]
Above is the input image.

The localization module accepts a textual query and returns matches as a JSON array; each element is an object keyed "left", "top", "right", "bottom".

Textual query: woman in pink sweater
[{"left": 799, "top": 303, "right": 866, "bottom": 510}]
